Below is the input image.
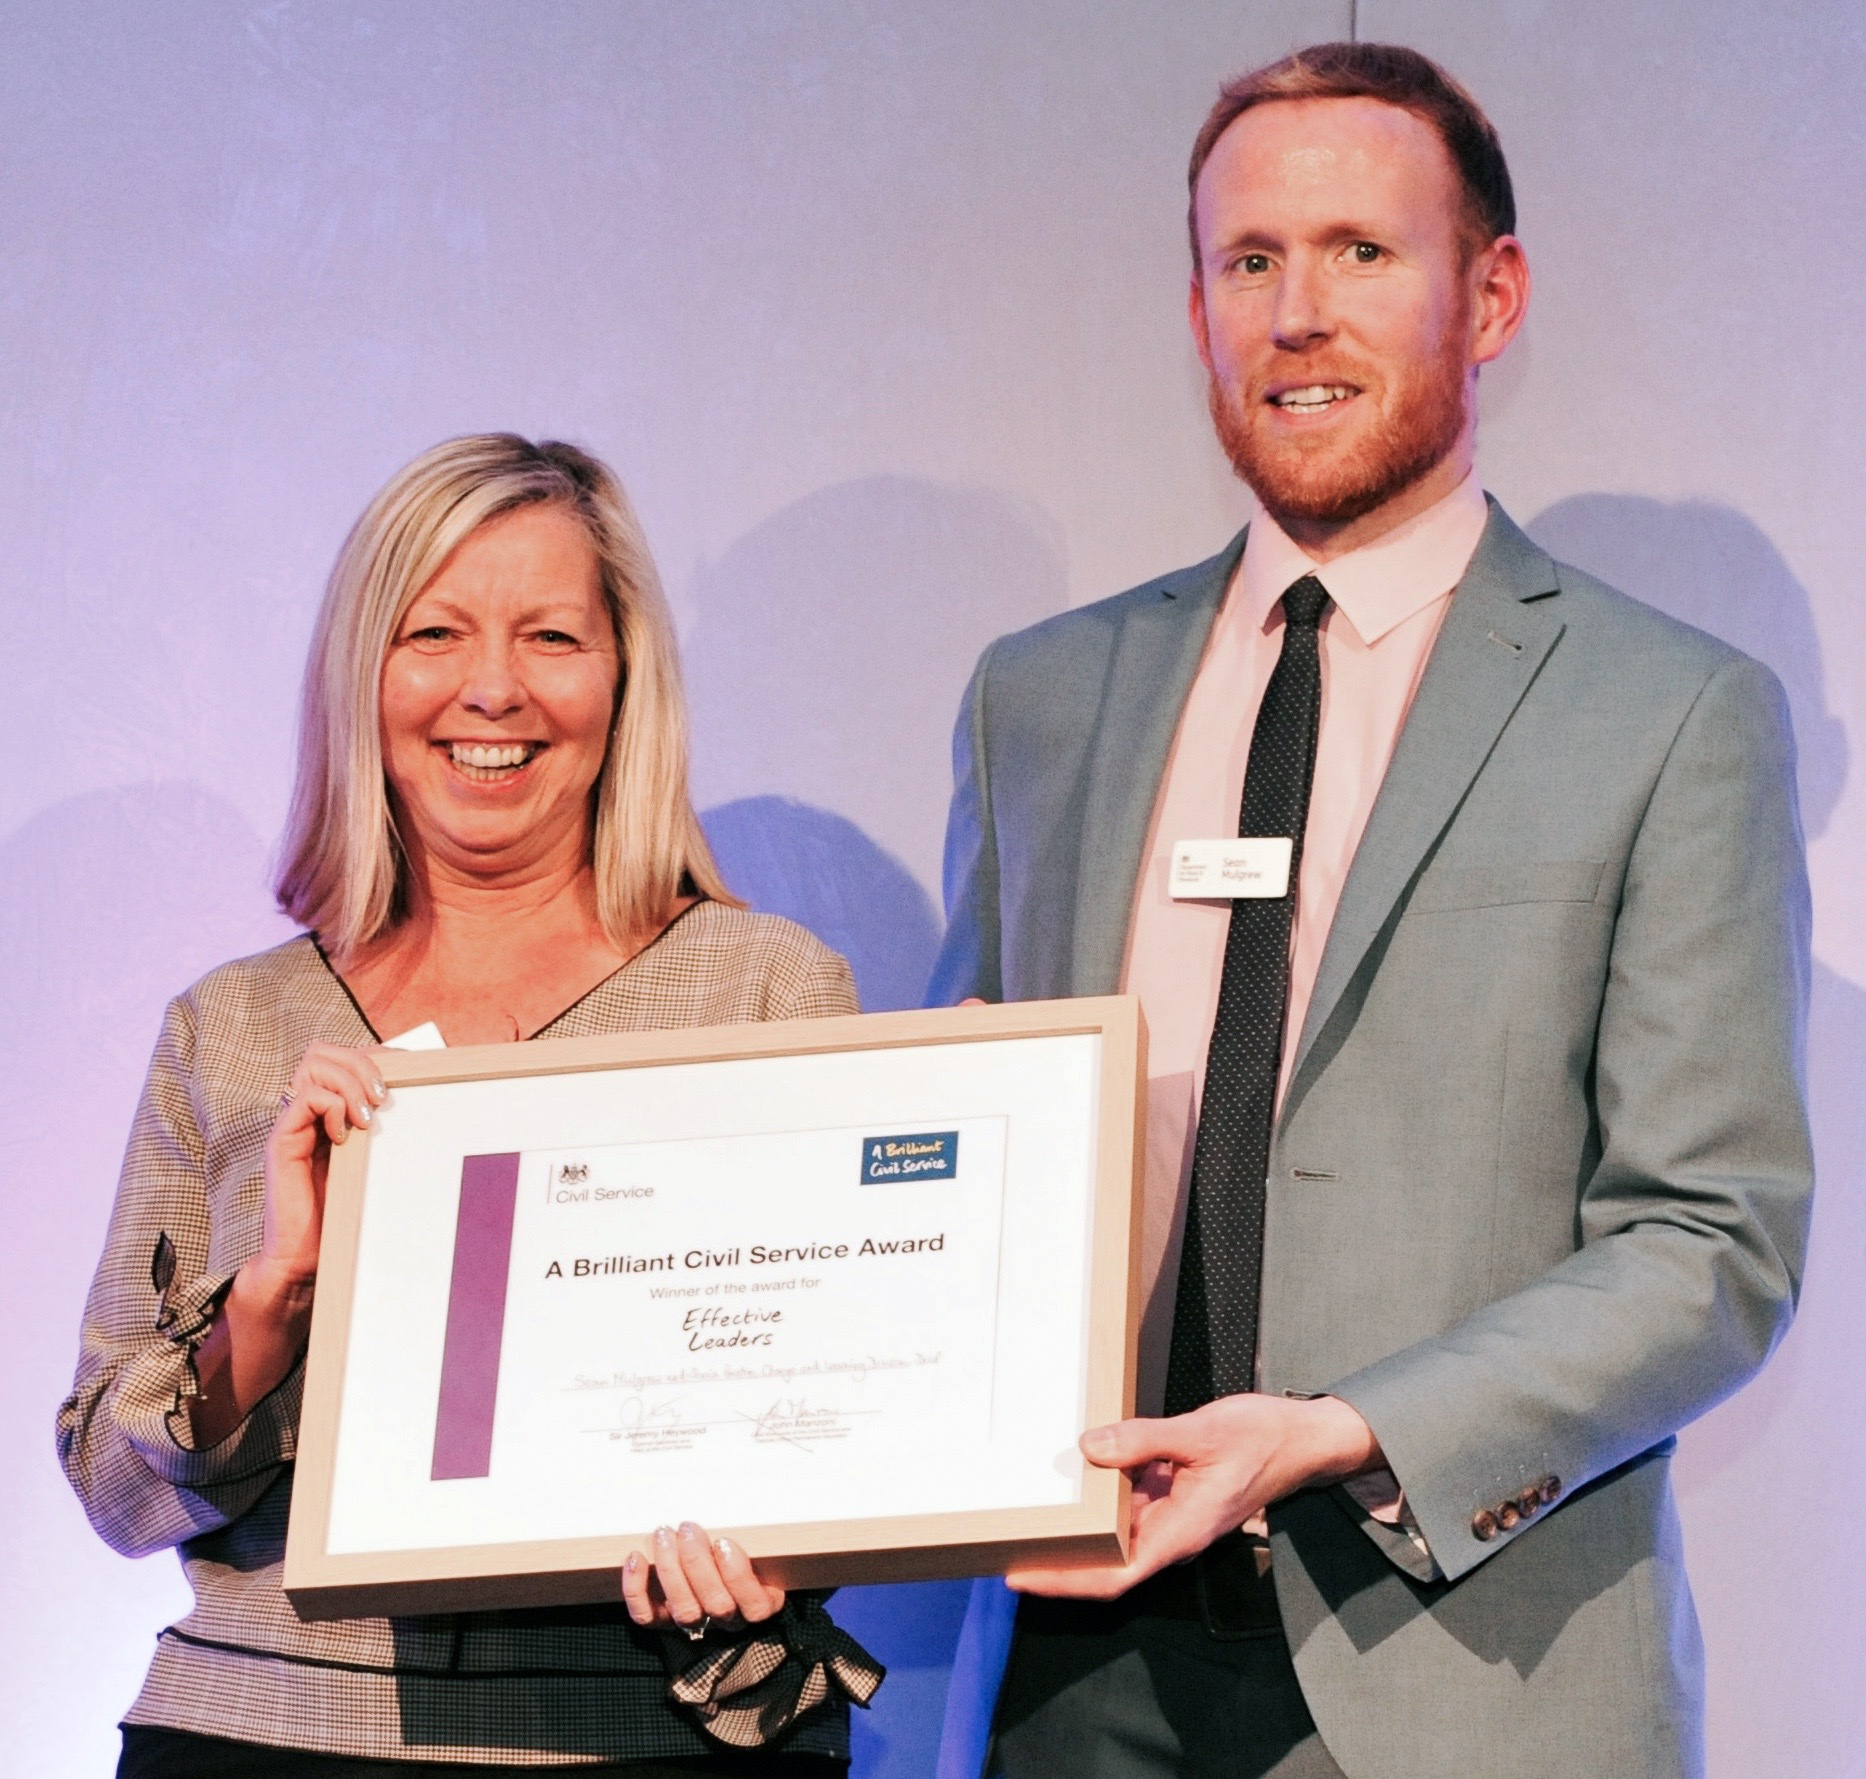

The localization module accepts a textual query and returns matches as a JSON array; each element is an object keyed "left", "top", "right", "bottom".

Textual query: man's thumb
[{"left": 1080, "top": 1418, "right": 1167, "bottom": 1469}]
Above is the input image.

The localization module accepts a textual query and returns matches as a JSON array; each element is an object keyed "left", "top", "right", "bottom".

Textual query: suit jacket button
[
  {"left": 1496, "top": 1502, "right": 1520, "bottom": 1531},
  {"left": 1515, "top": 1488, "right": 1543, "bottom": 1519},
  {"left": 1540, "top": 1476, "right": 1562, "bottom": 1505},
  {"left": 1472, "top": 1509, "right": 1499, "bottom": 1541}
]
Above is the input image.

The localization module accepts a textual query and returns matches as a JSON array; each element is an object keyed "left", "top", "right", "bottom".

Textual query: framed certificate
[{"left": 283, "top": 996, "right": 1145, "bottom": 1618}]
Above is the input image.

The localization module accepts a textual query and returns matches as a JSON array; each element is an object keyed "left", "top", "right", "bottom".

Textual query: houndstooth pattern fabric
[
  {"left": 664, "top": 1595, "right": 883, "bottom": 1748},
  {"left": 56, "top": 902, "right": 868, "bottom": 1767}
]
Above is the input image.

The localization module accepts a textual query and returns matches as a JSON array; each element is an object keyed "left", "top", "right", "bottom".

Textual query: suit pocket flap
[{"left": 1408, "top": 859, "right": 1606, "bottom": 913}]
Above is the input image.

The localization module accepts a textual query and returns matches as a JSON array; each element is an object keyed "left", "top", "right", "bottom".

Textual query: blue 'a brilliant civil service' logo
[{"left": 861, "top": 1131, "right": 959, "bottom": 1184}]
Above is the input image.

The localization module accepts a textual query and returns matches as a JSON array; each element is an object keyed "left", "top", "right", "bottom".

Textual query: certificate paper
[
  {"left": 449, "top": 1117, "right": 1007, "bottom": 1483},
  {"left": 288, "top": 1000, "right": 1143, "bottom": 1612}
]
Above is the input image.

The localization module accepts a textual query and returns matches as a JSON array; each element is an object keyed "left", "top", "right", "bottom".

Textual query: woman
[{"left": 59, "top": 435, "right": 881, "bottom": 1777}]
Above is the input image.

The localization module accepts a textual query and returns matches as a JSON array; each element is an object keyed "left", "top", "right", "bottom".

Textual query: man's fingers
[
  {"left": 1080, "top": 1416, "right": 1189, "bottom": 1471},
  {"left": 1004, "top": 1560, "right": 1152, "bottom": 1600}
]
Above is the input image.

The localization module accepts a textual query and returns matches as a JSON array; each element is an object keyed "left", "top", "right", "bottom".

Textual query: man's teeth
[
  {"left": 1274, "top": 385, "right": 1355, "bottom": 412},
  {"left": 449, "top": 742, "right": 536, "bottom": 772}
]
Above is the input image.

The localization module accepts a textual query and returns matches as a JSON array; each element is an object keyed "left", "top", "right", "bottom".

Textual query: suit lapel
[
  {"left": 1284, "top": 504, "right": 1565, "bottom": 1107},
  {"left": 1068, "top": 531, "right": 1246, "bottom": 995}
]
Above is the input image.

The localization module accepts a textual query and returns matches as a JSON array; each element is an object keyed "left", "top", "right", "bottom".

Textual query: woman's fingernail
[
  {"left": 624, "top": 1551, "right": 641, "bottom": 1574},
  {"left": 357, "top": 1104, "right": 371, "bottom": 1124},
  {"left": 654, "top": 1524, "right": 674, "bottom": 1545},
  {"left": 714, "top": 1537, "right": 734, "bottom": 1559},
  {"left": 678, "top": 1521, "right": 702, "bottom": 1540}
]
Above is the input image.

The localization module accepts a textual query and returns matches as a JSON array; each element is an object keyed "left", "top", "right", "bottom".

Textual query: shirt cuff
[{"left": 1341, "top": 1466, "right": 1441, "bottom": 1576}]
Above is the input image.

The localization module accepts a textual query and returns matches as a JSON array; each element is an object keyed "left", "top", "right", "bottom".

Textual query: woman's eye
[
  {"left": 534, "top": 629, "right": 578, "bottom": 646},
  {"left": 405, "top": 626, "right": 453, "bottom": 644}
]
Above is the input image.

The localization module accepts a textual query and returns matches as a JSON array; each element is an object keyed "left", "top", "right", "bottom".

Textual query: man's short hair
[{"left": 1187, "top": 41, "right": 1515, "bottom": 267}]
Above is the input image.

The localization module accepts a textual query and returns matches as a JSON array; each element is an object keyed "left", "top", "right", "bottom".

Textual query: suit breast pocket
[{"left": 1407, "top": 858, "right": 1606, "bottom": 915}]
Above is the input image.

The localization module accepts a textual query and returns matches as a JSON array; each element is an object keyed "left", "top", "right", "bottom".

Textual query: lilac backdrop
[{"left": 3, "top": 4, "right": 1860, "bottom": 1775}]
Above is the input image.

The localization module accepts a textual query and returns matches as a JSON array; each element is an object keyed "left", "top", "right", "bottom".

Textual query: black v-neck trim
[
  {"left": 309, "top": 934, "right": 383, "bottom": 1043},
  {"left": 308, "top": 899, "right": 710, "bottom": 1046},
  {"left": 529, "top": 897, "right": 708, "bottom": 1037}
]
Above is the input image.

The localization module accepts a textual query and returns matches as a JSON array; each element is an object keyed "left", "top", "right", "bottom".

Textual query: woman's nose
[{"left": 458, "top": 639, "right": 526, "bottom": 717}]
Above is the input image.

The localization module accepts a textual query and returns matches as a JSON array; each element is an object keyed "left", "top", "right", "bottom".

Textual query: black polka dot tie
[{"left": 1164, "top": 574, "right": 1331, "bottom": 1416}]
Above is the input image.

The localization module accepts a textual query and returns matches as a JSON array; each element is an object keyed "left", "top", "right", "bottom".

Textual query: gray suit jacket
[{"left": 928, "top": 501, "right": 1813, "bottom": 1778}]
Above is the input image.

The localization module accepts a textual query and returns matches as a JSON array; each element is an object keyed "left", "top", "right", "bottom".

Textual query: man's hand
[{"left": 1006, "top": 1393, "right": 1383, "bottom": 1599}]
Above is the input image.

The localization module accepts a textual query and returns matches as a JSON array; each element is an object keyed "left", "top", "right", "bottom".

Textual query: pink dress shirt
[{"left": 1120, "top": 473, "right": 1490, "bottom": 1439}]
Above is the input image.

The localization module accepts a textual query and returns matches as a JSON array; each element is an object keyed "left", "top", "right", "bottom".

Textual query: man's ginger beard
[{"left": 1207, "top": 302, "right": 1473, "bottom": 527}]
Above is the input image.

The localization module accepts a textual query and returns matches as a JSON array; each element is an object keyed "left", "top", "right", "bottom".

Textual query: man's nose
[{"left": 1269, "top": 257, "right": 1331, "bottom": 348}]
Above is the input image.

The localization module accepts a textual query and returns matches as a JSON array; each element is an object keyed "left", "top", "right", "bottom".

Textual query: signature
[
  {"left": 617, "top": 1394, "right": 690, "bottom": 1432},
  {"left": 590, "top": 1394, "right": 708, "bottom": 1450},
  {"left": 737, "top": 1395, "right": 863, "bottom": 1452}
]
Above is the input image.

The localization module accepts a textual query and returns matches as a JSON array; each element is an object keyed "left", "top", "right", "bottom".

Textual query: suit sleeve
[
  {"left": 1326, "top": 653, "right": 1814, "bottom": 1584},
  {"left": 926, "top": 644, "right": 1005, "bottom": 1007}
]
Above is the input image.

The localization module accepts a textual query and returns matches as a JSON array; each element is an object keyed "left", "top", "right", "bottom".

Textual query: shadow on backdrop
[
  {"left": 1529, "top": 496, "right": 1866, "bottom": 1767},
  {"left": 684, "top": 474, "right": 1068, "bottom": 902},
  {"left": 1528, "top": 495, "right": 1848, "bottom": 838},
  {"left": 702, "top": 797, "right": 940, "bottom": 1015}
]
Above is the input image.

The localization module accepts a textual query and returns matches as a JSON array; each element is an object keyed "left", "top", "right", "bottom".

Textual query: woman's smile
[{"left": 438, "top": 738, "right": 548, "bottom": 783}]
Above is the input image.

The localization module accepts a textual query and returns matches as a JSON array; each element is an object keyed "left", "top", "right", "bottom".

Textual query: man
[{"left": 929, "top": 41, "right": 1812, "bottom": 1779}]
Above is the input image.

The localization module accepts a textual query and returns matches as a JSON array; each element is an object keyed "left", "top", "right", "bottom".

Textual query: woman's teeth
[
  {"left": 1274, "top": 385, "right": 1355, "bottom": 414},
  {"left": 448, "top": 742, "right": 537, "bottom": 780}
]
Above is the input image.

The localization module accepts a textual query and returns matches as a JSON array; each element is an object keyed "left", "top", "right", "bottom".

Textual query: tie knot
[{"left": 1280, "top": 574, "right": 1330, "bottom": 630}]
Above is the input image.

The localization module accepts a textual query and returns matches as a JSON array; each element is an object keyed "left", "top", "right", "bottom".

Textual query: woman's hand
[
  {"left": 250, "top": 1043, "right": 388, "bottom": 1305},
  {"left": 188, "top": 1043, "right": 386, "bottom": 1448},
  {"left": 622, "top": 1522, "right": 786, "bottom": 1635}
]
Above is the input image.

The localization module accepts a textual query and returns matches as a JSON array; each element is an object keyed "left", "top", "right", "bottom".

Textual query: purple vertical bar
[{"left": 430, "top": 1152, "right": 521, "bottom": 1481}]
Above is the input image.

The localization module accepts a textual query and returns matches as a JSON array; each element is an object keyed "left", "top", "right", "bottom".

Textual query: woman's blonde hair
[{"left": 274, "top": 433, "right": 736, "bottom": 952}]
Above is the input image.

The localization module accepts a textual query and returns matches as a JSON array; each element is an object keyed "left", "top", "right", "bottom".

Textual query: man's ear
[
  {"left": 1470, "top": 235, "right": 1531, "bottom": 367},
  {"left": 1188, "top": 273, "right": 1215, "bottom": 375}
]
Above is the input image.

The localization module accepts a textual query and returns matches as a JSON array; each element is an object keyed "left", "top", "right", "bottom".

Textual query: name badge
[{"left": 1170, "top": 837, "right": 1293, "bottom": 899}]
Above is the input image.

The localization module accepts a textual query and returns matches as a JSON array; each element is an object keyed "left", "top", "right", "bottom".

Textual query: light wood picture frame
[{"left": 283, "top": 995, "right": 1146, "bottom": 1619}]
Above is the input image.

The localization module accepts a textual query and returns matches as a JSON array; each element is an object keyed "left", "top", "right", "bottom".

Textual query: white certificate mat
[{"left": 286, "top": 998, "right": 1144, "bottom": 1615}]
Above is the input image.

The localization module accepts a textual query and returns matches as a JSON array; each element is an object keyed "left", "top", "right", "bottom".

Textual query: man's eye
[
  {"left": 1351, "top": 242, "right": 1382, "bottom": 263},
  {"left": 1239, "top": 253, "right": 1272, "bottom": 275}
]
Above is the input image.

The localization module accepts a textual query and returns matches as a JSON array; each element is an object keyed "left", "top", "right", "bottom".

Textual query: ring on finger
[{"left": 678, "top": 1614, "right": 711, "bottom": 1643}]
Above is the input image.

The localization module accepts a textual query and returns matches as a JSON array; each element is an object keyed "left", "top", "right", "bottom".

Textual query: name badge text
[{"left": 1169, "top": 837, "right": 1293, "bottom": 899}]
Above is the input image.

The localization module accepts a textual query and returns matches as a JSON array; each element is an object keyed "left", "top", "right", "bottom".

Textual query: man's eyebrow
[
  {"left": 1316, "top": 221, "right": 1395, "bottom": 245},
  {"left": 1206, "top": 226, "right": 1283, "bottom": 257},
  {"left": 1205, "top": 220, "right": 1395, "bottom": 259}
]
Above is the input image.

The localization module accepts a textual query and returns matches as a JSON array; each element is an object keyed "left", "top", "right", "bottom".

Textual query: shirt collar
[{"left": 1237, "top": 471, "right": 1490, "bottom": 646}]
